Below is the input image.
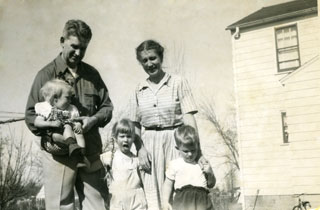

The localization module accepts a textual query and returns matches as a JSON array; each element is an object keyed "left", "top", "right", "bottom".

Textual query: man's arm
[
  {"left": 78, "top": 72, "right": 113, "bottom": 133},
  {"left": 25, "top": 70, "right": 51, "bottom": 136},
  {"left": 91, "top": 73, "right": 113, "bottom": 128},
  {"left": 182, "top": 113, "right": 198, "bottom": 132}
]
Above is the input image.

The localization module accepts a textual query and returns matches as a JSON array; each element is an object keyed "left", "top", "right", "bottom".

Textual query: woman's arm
[
  {"left": 133, "top": 122, "right": 151, "bottom": 172},
  {"left": 183, "top": 113, "right": 198, "bottom": 132},
  {"left": 162, "top": 178, "right": 174, "bottom": 210},
  {"left": 34, "top": 116, "right": 62, "bottom": 128}
]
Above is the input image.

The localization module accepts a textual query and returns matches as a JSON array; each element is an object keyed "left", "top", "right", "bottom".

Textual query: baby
[
  {"left": 101, "top": 118, "right": 147, "bottom": 210},
  {"left": 163, "top": 125, "right": 216, "bottom": 210},
  {"left": 34, "top": 79, "right": 89, "bottom": 168}
]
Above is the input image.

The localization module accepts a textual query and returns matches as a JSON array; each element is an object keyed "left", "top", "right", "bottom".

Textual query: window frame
[
  {"left": 281, "top": 111, "right": 289, "bottom": 144},
  {"left": 274, "top": 24, "right": 301, "bottom": 73}
]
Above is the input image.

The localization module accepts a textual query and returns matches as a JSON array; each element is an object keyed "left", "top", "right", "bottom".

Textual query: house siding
[{"left": 232, "top": 13, "right": 320, "bottom": 209}]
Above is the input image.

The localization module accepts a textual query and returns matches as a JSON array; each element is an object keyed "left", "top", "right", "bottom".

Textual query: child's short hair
[
  {"left": 40, "top": 79, "right": 74, "bottom": 105},
  {"left": 174, "top": 125, "right": 200, "bottom": 148},
  {"left": 112, "top": 118, "right": 135, "bottom": 138}
]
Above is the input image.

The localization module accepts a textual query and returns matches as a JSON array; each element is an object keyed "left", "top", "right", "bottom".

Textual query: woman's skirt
[{"left": 141, "top": 129, "right": 180, "bottom": 210}]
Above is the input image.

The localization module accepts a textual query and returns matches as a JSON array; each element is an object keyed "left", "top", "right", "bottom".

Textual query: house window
[
  {"left": 281, "top": 112, "right": 289, "bottom": 143},
  {"left": 275, "top": 25, "right": 300, "bottom": 72}
]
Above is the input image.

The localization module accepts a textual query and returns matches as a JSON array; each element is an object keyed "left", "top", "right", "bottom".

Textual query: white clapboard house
[{"left": 226, "top": 0, "right": 319, "bottom": 209}]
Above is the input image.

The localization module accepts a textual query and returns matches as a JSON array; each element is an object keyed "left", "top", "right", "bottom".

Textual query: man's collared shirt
[{"left": 25, "top": 54, "right": 113, "bottom": 156}]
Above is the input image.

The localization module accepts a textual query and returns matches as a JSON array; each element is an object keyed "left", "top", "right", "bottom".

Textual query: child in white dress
[
  {"left": 162, "top": 125, "right": 216, "bottom": 210},
  {"left": 34, "top": 79, "right": 89, "bottom": 167},
  {"left": 101, "top": 118, "right": 147, "bottom": 210}
]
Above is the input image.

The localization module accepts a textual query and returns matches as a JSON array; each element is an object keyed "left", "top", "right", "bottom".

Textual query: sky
[{"left": 0, "top": 0, "right": 292, "bottom": 188}]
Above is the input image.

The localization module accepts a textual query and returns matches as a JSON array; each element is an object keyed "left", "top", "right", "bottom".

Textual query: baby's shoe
[
  {"left": 77, "top": 156, "right": 91, "bottom": 168},
  {"left": 69, "top": 144, "right": 82, "bottom": 157}
]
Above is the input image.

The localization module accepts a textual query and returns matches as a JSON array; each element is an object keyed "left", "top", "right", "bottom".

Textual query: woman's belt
[{"left": 144, "top": 124, "right": 181, "bottom": 131}]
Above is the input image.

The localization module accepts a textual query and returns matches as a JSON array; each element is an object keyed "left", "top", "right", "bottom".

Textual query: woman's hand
[{"left": 138, "top": 146, "right": 152, "bottom": 173}]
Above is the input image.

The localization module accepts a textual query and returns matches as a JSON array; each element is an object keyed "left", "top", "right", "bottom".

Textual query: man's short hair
[{"left": 62, "top": 19, "right": 92, "bottom": 43}]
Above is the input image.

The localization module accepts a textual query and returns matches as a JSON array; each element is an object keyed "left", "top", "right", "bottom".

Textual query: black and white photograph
[{"left": 0, "top": 0, "right": 319, "bottom": 209}]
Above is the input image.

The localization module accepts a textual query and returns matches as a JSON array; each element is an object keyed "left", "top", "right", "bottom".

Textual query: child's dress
[
  {"left": 35, "top": 101, "right": 80, "bottom": 154},
  {"left": 35, "top": 101, "right": 79, "bottom": 125},
  {"left": 166, "top": 157, "right": 214, "bottom": 210},
  {"left": 109, "top": 150, "right": 147, "bottom": 210}
]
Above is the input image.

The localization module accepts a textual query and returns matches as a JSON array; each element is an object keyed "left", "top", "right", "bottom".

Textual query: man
[{"left": 25, "top": 19, "right": 113, "bottom": 210}]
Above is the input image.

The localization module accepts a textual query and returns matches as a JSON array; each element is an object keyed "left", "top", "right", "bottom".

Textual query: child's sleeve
[
  {"left": 35, "top": 102, "right": 51, "bottom": 119},
  {"left": 69, "top": 105, "right": 80, "bottom": 119},
  {"left": 100, "top": 151, "right": 113, "bottom": 168}
]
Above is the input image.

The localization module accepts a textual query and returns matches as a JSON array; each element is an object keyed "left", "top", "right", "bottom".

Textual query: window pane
[
  {"left": 284, "top": 28, "right": 289, "bottom": 34},
  {"left": 276, "top": 29, "right": 283, "bottom": 38},
  {"left": 290, "top": 35, "right": 297, "bottom": 46},
  {"left": 281, "top": 112, "right": 289, "bottom": 143},
  {"left": 277, "top": 38, "right": 284, "bottom": 48},
  {"left": 279, "top": 60, "right": 299, "bottom": 70},
  {"left": 278, "top": 47, "right": 299, "bottom": 62},
  {"left": 284, "top": 37, "right": 291, "bottom": 47}
]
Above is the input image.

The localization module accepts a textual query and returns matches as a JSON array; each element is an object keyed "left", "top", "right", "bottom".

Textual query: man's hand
[
  {"left": 138, "top": 146, "right": 151, "bottom": 173},
  {"left": 75, "top": 116, "right": 98, "bottom": 133},
  {"left": 73, "top": 122, "right": 83, "bottom": 134}
]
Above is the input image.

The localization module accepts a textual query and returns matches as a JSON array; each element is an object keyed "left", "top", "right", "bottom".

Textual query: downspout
[{"left": 231, "top": 25, "right": 245, "bottom": 209}]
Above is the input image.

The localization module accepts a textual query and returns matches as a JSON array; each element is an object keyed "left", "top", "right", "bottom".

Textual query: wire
[
  {"left": 0, "top": 117, "right": 25, "bottom": 125},
  {"left": 0, "top": 116, "right": 24, "bottom": 118},
  {"left": 0, "top": 111, "right": 24, "bottom": 115}
]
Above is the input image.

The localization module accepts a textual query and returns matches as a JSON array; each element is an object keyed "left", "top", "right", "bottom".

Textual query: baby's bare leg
[
  {"left": 63, "top": 124, "right": 75, "bottom": 140},
  {"left": 74, "top": 133, "right": 85, "bottom": 148},
  {"left": 52, "top": 133, "right": 65, "bottom": 144}
]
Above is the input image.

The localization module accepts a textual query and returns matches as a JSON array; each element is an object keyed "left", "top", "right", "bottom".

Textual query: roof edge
[{"left": 226, "top": 7, "right": 317, "bottom": 31}]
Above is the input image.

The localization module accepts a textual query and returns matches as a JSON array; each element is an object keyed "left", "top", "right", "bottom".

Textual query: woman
[{"left": 130, "top": 40, "right": 198, "bottom": 210}]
